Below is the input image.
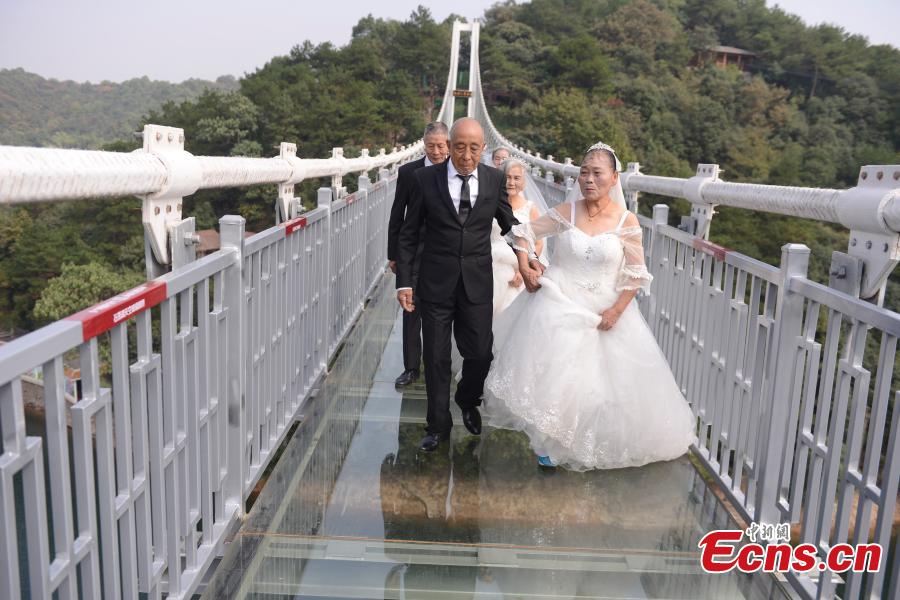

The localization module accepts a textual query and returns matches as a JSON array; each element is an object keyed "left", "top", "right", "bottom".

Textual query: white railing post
[
  {"left": 219, "top": 215, "right": 246, "bottom": 511},
  {"left": 318, "top": 187, "right": 334, "bottom": 365},
  {"left": 754, "top": 243, "right": 810, "bottom": 524},
  {"left": 378, "top": 168, "right": 391, "bottom": 285},
  {"left": 357, "top": 174, "right": 371, "bottom": 314},
  {"left": 563, "top": 158, "right": 575, "bottom": 196},
  {"left": 646, "top": 204, "right": 670, "bottom": 325},
  {"left": 359, "top": 173, "right": 372, "bottom": 255},
  {"left": 331, "top": 147, "right": 346, "bottom": 199},
  {"left": 622, "top": 162, "right": 642, "bottom": 213}
]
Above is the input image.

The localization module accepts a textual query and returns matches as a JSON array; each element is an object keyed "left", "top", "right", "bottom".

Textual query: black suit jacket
[
  {"left": 387, "top": 157, "right": 426, "bottom": 264},
  {"left": 396, "top": 161, "right": 518, "bottom": 304}
]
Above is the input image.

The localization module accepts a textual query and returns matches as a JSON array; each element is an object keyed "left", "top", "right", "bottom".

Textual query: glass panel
[{"left": 204, "top": 281, "right": 790, "bottom": 599}]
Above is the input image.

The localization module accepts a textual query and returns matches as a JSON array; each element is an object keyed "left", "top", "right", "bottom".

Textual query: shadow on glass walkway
[{"left": 203, "top": 278, "right": 791, "bottom": 599}]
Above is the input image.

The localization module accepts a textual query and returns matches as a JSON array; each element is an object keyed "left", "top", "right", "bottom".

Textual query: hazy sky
[{"left": 0, "top": 0, "right": 896, "bottom": 83}]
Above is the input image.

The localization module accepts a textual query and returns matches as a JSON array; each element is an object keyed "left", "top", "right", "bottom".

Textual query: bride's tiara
[{"left": 585, "top": 141, "right": 622, "bottom": 171}]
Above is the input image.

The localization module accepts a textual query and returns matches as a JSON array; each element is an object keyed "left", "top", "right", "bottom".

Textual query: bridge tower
[{"left": 437, "top": 20, "right": 480, "bottom": 127}]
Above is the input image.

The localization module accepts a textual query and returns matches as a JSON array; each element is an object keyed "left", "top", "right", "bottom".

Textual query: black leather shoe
[
  {"left": 419, "top": 431, "right": 449, "bottom": 452},
  {"left": 461, "top": 407, "right": 482, "bottom": 435},
  {"left": 394, "top": 369, "right": 420, "bottom": 386}
]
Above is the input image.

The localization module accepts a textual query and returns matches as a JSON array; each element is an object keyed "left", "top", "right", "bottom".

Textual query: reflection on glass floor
[{"left": 203, "top": 279, "right": 790, "bottom": 599}]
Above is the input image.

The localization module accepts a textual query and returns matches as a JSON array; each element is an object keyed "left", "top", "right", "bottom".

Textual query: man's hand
[
  {"left": 389, "top": 260, "right": 397, "bottom": 274},
  {"left": 397, "top": 289, "right": 415, "bottom": 312},
  {"left": 510, "top": 272, "right": 523, "bottom": 287},
  {"left": 528, "top": 258, "right": 545, "bottom": 275}
]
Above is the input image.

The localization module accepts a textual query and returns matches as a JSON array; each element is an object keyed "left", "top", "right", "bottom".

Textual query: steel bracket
[
  {"left": 277, "top": 143, "right": 303, "bottom": 223},
  {"left": 331, "top": 147, "right": 347, "bottom": 199},
  {"left": 171, "top": 217, "right": 199, "bottom": 270},
  {"left": 684, "top": 164, "right": 720, "bottom": 239},
  {"left": 138, "top": 124, "right": 201, "bottom": 268},
  {"left": 840, "top": 166, "right": 900, "bottom": 301}
]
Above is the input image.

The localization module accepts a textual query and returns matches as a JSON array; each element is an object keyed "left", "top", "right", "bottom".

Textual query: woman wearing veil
[
  {"left": 489, "top": 157, "right": 547, "bottom": 316},
  {"left": 483, "top": 142, "right": 695, "bottom": 470}
]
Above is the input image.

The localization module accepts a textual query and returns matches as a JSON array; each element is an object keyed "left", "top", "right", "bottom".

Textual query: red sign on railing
[
  {"left": 692, "top": 238, "right": 730, "bottom": 261},
  {"left": 283, "top": 216, "right": 308, "bottom": 235},
  {"left": 66, "top": 280, "right": 168, "bottom": 341}
]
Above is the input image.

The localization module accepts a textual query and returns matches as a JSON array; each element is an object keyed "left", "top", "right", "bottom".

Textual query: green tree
[
  {"left": 546, "top": 34, "right": 613, "bottom": 95},
  {"left": 596, "top": 0, "right": 689, "bottom": 75},
  {"left": 0, "top": 208, "right": 33, "bottom": 328},
  {"left": 34, "top": 262, "right": 144, "bottom": 324},
  {"left": 5, "top": 215, "right": 97, "bottom": 328}
]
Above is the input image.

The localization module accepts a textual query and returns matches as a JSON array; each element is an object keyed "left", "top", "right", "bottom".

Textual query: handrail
[{"left": 0, "top": 142, "right": 422, "bottom": 204}]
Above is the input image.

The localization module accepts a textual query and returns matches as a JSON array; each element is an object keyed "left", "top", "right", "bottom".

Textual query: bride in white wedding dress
[
  {"left": 483, "top": 142, "right": 695, "bottom": 470},
  {"left": 490, "top": 158, "right": 544, "bottom": 316}
]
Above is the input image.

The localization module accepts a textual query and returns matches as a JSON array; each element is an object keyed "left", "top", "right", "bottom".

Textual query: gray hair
[
  {"left": 583, "top": 141, "right": 622, "bottom": 171},
  {"left": 423, "top": 121, "right": 449, "bottom": 140},
  {"left": 492, "top": 147, "right": 510, "bottom": 160},
  {"left": 500, "top": 157, "right": 528, "bottom": 177}
]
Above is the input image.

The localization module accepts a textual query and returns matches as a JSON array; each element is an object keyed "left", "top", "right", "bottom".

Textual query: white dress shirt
[{"left": 447, "top": 158, "right": 479, "bottom": 211}]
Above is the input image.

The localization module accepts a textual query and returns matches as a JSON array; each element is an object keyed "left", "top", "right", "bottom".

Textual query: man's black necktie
[{"left": 457, "top": 174, "right": 472, "bottom": 224}]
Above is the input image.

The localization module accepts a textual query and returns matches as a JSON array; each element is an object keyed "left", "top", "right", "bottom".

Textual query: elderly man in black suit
[
  {"left": 396, "top": 118, "right": 519, "bottom": 452},
  {"left": 387, "top": 122, "right": 450, "bottom": 387}
]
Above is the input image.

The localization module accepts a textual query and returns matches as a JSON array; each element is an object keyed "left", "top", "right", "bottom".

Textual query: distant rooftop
[{"left": 709, "top": 45, "right": 757, "bottom": 56}]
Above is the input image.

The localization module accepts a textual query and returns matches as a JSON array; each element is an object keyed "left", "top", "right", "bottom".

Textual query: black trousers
[{"left": 419, "top": 277, "right": 493, "bottom": 435}]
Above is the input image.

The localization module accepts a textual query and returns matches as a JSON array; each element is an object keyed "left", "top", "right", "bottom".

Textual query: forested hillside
[
  {"left": 0, "top": 69, "right": 239, "bottom": 148},
  {"left": 1, "top": 0, "right": 898, "bottom": 330}
]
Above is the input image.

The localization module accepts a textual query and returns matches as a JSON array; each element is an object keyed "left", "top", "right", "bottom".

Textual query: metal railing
[
  {"left": 1, "top": 16, "right": 898, "bottom": 600},
  {"left": 0, "top": 166, "right": 401, "bottom": 599},
  {"left": 634, "top": 206, "right": 899, "bottom": 600},
  {"left": 522, "top": 162, "right": 899, "bottom": 600}
]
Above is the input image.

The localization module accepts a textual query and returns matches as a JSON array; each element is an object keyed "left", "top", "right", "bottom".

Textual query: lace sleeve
[
  {"left": 505, "top": 205, "right": 571, "bottom": 255},
  {"left": 616, "top": 225, "right": 652, "bottom": 292}
]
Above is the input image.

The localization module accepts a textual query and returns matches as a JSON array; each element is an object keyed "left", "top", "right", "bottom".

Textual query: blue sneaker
[{"left": 537, "top": 455, "right": 556, "bottom": 467}]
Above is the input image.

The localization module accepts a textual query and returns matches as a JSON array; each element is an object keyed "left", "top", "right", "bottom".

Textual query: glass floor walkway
[{"left": 203, "top": 279, "right": 791, "bottom": 599}]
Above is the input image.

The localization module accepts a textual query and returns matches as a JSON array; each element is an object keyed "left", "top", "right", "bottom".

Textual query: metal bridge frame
[{"left": 0, "top": 18, "right": 898, "bottom": 600}]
